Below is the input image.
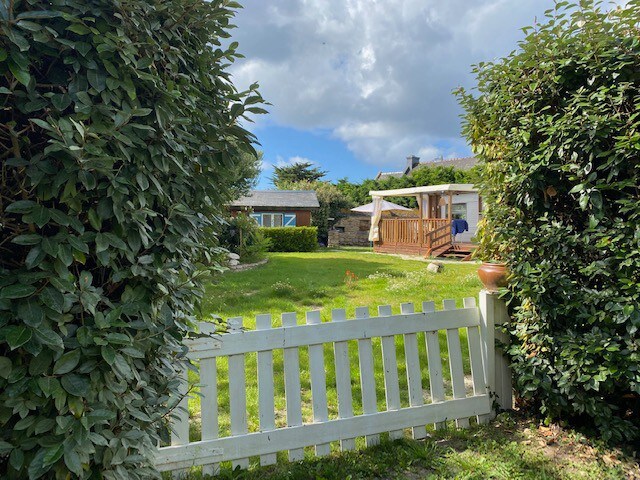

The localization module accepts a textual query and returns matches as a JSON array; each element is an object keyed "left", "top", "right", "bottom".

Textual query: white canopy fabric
[
  {"left": 351, "top": 199, "right": 412, "bottom": 214},
  {"left": 368, "top": 197, "right": 383, "bottom": 241}
]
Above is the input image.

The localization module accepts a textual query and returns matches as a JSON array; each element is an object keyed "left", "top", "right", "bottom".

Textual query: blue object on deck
[{"left": 451, "top": 219, "right": 469, "bottom": 236}]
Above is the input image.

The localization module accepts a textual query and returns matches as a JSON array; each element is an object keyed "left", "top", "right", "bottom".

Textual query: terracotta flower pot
[{"left": 478, "top": 262, "right": 508, "bottom": 292}]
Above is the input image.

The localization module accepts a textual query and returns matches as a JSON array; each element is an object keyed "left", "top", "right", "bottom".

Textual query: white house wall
[{"left": 439, "top": 193, "right": 479, "bottom": 243}]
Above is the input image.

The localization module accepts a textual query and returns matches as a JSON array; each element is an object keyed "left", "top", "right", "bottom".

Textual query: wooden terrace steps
[
  {"left": 374, "top": 218, "right": 477, "bottom": 260},
  {"left": 428, "top": 242, "right": 477, "bottom": 261}
]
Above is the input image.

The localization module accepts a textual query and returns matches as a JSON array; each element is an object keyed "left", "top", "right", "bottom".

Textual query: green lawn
[{"left": 201, "top": 248, "right": 482, "bottom": 322}]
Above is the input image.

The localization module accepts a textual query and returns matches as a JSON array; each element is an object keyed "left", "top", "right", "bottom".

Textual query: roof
[
  {"left": 375, "top": 156, "right": 478, "bottom": 180},
  {"left": 418, "top": 157, "right": 478, "bottom": 171},
  {"left": 375, "top": 171, "right": 404, "bottom": 181},
  {"left": 229, "top": 190, "right": 320, "bottom": 209},
  {"left": 369, "top": 183, "right": 478, "bottom": 197}
]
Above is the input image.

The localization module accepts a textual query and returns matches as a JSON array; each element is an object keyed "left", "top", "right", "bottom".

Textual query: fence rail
[{"left": 156, "top": 294, "right": 503, "bottom": 474}]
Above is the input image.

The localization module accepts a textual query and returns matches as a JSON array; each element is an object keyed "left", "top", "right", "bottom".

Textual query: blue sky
[{"left": 226, "top": 1, "right": 621, "bottom": 189}]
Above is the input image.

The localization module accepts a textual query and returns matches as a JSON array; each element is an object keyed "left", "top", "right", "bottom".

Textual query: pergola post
[{"left": 417, "top": 194, "right": 423, "bottom": 247}]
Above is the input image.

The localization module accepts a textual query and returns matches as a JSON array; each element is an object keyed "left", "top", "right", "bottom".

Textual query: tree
[
  {"left": 278, "top": 180, "right": 352, "bottom": 244},
  {"left": 0, "top": 1, "right": 263, "bottom": 478},
  {"left": 457, "top": 1, "right": 640, "bottom": 443},
  {"left": 271, "top": 161, "right": 327, "bottom": 188},
  {"left": 336, "top": 165, "right": 477, "bottom": 208}
]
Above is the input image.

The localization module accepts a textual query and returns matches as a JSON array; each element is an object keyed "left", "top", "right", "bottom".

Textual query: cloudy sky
[{"left": 227, "top": 1, "right": 563, "bottom": 188}]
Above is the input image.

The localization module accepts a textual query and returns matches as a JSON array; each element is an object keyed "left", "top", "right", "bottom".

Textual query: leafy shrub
[
  {"left": 0, "top": 0, "right": 262, "bottom": 478},
  {"left": 219, "top": 214, "right": 271, "bottom": 264},
  {"left": 261, "top": 227, "right": 318, "bottom": 252},
  {"left": 457, "top": 2, "right": 640, "bottom": 443}
]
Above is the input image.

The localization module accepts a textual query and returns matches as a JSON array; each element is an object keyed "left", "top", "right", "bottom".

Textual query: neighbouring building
[
  {"left": 327, "top": 212, "right": 372, "bottom": 247},
  {"left": 375, "top": 155, "right": 477, "bottom": 181},
  {"left": 229, "top": 190, "right": 320, "bottom": 227}
]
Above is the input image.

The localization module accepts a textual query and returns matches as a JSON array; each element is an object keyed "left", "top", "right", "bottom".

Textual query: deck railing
[{"left": 378, "top": 218, "right": 450, "bottom": 252}]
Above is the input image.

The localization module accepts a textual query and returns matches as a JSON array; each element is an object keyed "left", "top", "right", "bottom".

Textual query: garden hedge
[
  {"left": 261, "top": 227, "right": 318, "bottom": 252},
  {"left": 0, "top": 0, "right": 262, "bottom": 478},
  {"left": 457, "top": 2, "right": 640, "bottom": 443}
]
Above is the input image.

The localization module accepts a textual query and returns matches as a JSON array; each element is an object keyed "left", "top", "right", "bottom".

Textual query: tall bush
[
  {"left": 457, "top": 2, "right": 640, "bottom": 443},
  {"left": 0, "top": 0, "right": 263, "bottom": 478}
]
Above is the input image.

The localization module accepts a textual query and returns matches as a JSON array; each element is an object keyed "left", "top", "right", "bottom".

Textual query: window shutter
[
  {"left": 283, "top": 213, "right": 297, "bottom": 227},
  {"left": 250, "top": 213, "right": 262, "bottom": 226}
]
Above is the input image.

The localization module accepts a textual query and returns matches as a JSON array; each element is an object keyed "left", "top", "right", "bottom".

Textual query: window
[
  {"left": 249, "top": 212, "right": 297, "bottom": 227},
  {"left": 445, "top": 203, "right": 467, "bottom": 220},
  {"left": 262, "top": 213, "right": 283, "bottom": 227}
]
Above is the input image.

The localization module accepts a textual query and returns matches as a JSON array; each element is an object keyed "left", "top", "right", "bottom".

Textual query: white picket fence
[{"left": 155, "top": 291, "right": 509, "bottom": 474}]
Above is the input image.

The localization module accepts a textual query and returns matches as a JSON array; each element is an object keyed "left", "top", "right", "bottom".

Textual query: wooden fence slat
[
  {"left": 463, "top": 297, "right": 489, "bottom": 425},
  {"left": 356, "top": 307, "right": 379, "bottom": 447},
  {"left": 423, "top": 301, "right": 446, "bottom": 430},
  {"left": 332, "top": 309, "right": 356, "bottom": 451},
  {"left": 378, "top": 305, "right": 403, "bottom": 440},
  {"left": 169, "top": 361, "right": 190, "bottom": 478},
  {"left": 155, "top": 395, "right": 492, "bottom": 471},
  {"left": 401, "top": 303, "right": 427, "bottom": 440},
  {"left": 199, "top": 322, "right": 219, "bottom": 476},
  {"left": 443, "top": 300, "right": 470, "bottom": 429},
  {"left": 282, "top": 312, "right": 304, "bottom": 462},
  {"left": 307, "top": 310, "right": 331, "bottom": 456},
  {"left": 228, "top": 317, "right": 249, "bottom": 469},
  {"left": 256, "top": 314, "right": 277, "bottom": 466},
  {"left": 186, "top": 308, "right": 481, "bottom": 359}
]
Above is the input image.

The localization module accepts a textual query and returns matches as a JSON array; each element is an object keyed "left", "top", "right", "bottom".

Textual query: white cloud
[{"left": 228, "top": 0, "right": 586, "bottom": 169}]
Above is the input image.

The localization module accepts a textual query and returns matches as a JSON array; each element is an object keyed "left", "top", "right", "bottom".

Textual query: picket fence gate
[{"left": 155, "top": 292, "right": 508, "bottom": 474}]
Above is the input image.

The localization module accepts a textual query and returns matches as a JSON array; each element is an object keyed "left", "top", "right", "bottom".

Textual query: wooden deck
[{"left": 373, "top": 218, "right": 476, "bottom": 260}]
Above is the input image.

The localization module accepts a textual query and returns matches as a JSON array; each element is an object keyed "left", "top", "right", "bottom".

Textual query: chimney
[{"left": 406, "top": 155, "right": 420, "bottom": 172}]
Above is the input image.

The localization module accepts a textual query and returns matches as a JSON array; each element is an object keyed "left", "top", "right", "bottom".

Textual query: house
[
  {"left": 229, "top": 190, "right": 320, "bottom": 227},
  {"left": 375, "top": 155, "right": 478, "bottom": 181},
  {"left": 368, "top": 183, "right": 481, "bottom": 259}
]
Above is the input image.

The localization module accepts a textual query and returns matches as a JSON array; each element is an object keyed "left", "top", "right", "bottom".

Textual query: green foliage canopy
[
  {"left": 457, "top": 1, "right": 640, "bottom": 443},
  {"left": 0, "top": 0, "right": 263, "bottom": 478},
  {"left": 336, "top": 165, "right": 479, "bottom": 208},
  {"left": 271, "top": 161, "right": 327, "bottom": 188}
]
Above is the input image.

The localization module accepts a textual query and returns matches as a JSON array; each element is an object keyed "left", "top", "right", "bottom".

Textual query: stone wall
[{"left": 328, "top": 213, "right": 371, "bottom": 247}]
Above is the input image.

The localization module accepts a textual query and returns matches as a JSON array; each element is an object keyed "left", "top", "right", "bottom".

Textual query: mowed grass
[
  {"left": 200, "top": 248, "right": 481, "bottom": 322},
  {"left": 183, "top": 250, "right": 483, "bottom": 459}
]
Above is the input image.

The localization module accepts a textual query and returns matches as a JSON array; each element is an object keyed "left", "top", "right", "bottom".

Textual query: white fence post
[{"left": 478, "top": 290, "right": 512, "bottom": 413}]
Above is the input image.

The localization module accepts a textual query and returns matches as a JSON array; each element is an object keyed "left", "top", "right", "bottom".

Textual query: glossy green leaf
[
  {"left": 53, "top": 349, "right": 81, "bottom": 374},
  {"left": 8, "top": 60, "right": 30, "bottom": 86},
  {"left": 5, "top": 326, "right": 32, "bottom": 349},
  {"left": 12, "top": 234, "right": 42, "bottom": 245},
  {"left": 61, "top": 374, "right": 89, "bottom": 397},
  {"left": 0, "top": 284, "right": 37, "bottom": 299}
]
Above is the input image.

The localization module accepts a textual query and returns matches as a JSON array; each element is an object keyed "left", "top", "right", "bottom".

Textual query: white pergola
[{"left": 367, "top": 183, "right": 478, "bottom": 242}]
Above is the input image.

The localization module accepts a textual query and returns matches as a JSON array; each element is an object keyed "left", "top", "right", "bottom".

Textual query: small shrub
[
  {"left": 261, "top": 227, "right": 318, "bottom": 252},
  {"left": 219, "top": 214, "right": 271, "bottom": 263}
]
